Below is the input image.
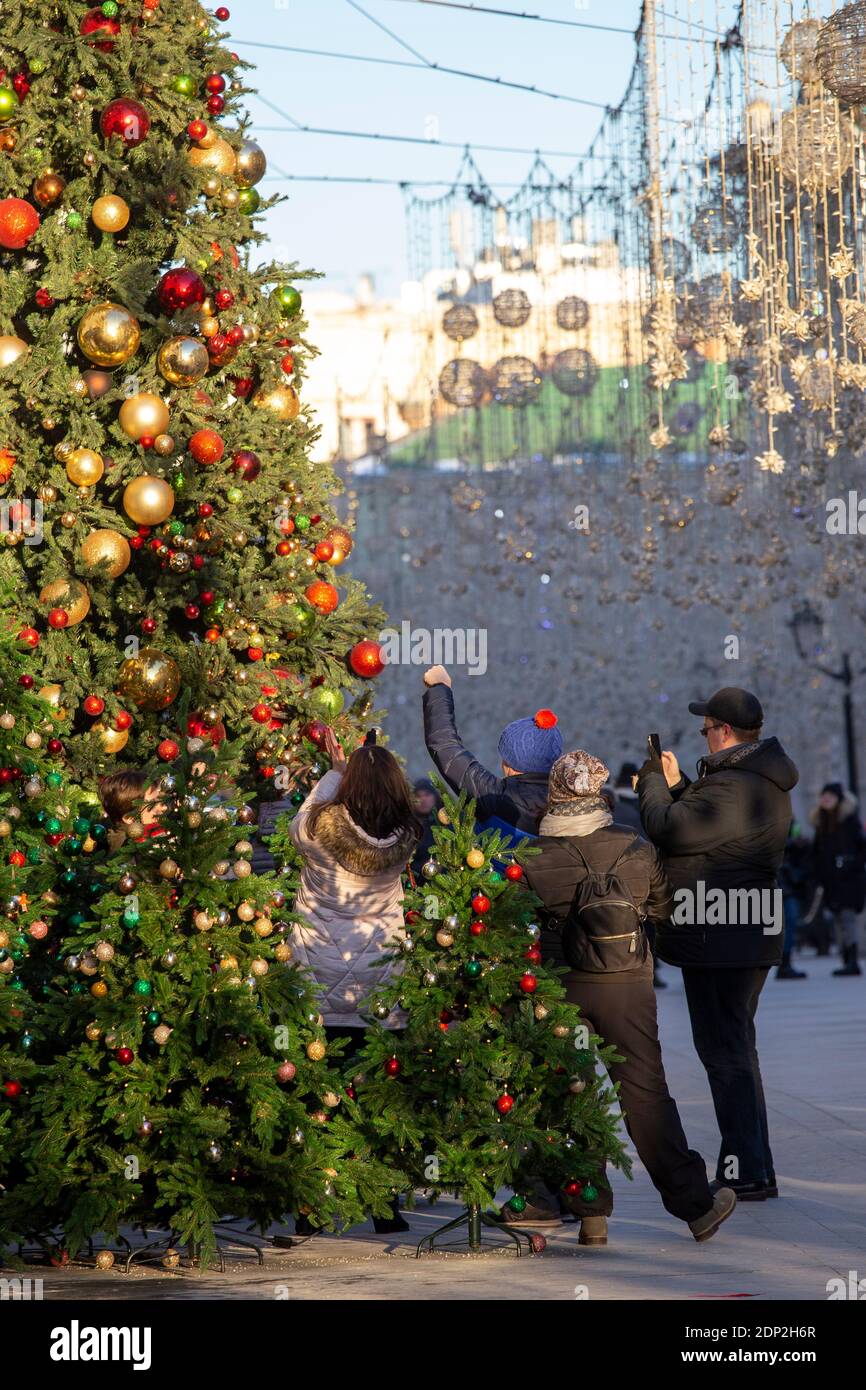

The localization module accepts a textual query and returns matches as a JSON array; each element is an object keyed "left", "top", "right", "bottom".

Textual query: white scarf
[{"left": 538, "top": 805, "right": 613, "bottom": 838}]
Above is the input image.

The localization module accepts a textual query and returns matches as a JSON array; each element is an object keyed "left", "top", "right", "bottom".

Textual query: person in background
[
  {"left": 776, "top": 821, "right": 810, "bottom": 980},
  {"left": 410, "top": 776, "right": 443, "bottom": 879},
  {"left": 637, "top": 687, "right": 798, "bottom": 1203},
  {"left": 810, "top": 783, "right": 865, "bottom": 978},
  {"left": 422, "top": 665, "right": 563, "bottom": 838},
  {"left": 288, "top": 729, "right": 421, "bottom": 1234},
  {"left": 519, "top": 749, "right": 735, "bottom": 1246},
  {"left": 98, "top": 770, "right": 167, "bottom": 852}
]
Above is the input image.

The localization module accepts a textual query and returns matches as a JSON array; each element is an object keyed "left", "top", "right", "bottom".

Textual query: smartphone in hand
[{"left": 648, "top": 733, "right": 662, "bottom": 759}]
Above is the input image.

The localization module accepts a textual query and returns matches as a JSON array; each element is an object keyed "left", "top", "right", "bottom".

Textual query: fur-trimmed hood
[
  {"left": 311, "top": 803, "right": 416, "bottom": 876},
  {"left": 810, "top": 792, "right": 859, "bottom": 827}
]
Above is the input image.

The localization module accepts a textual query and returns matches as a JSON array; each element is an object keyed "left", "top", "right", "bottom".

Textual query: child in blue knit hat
[{"left": 422, "top": 665, "right": 563, "bottom": 838}]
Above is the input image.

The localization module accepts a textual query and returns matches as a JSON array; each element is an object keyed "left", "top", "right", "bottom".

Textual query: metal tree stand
[{"left": 416, "top": 1203, "right": 538, "bottom": 1257}]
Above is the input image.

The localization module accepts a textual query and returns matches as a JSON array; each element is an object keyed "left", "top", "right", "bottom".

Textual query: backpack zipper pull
[{"left": 629, "top": 933, "right": 636, "bottom": 953}]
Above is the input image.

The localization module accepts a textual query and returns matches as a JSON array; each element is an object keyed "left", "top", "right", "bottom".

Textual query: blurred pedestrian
[
  {"left": 810, "top": 783, "right": 865, "bottom": 978},
  {"left": 410, "top": 776, "right": 443, "bottom": 879}
]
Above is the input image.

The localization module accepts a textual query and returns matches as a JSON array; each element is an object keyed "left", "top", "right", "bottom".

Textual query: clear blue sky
[{"left": 231, "top": 0, "right": 647, "bottom": 295}]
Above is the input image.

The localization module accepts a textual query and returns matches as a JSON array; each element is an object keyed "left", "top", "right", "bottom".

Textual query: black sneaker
[
  {"left": 709, "top": 1178, "right": 772, "bottom": 1202},
  {"left": 776, "top": 964, "right": 807, "bottom": 979}
]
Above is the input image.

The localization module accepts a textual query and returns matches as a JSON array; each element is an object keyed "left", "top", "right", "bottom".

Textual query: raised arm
[{"left": 422, "top": 672, "right": 505, "bottom": 803}]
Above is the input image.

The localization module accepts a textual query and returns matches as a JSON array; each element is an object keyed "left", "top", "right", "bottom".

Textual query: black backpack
[{"left": 561, "top": 838, "right": 648, "bottom": 973}]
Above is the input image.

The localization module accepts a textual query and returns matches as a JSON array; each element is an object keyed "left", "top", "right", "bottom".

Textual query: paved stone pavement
[{"left": 19, "top": 953, "right": 866, "bottom": 1301}]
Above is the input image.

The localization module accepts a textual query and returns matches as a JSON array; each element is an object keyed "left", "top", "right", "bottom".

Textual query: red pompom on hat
[{"left": 534, "top": 709, "right": 558, "bottom": 729}]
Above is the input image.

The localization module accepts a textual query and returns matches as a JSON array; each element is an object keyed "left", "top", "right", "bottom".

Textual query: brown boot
[
  {"left": 689, "top": 1187, "right": 737, "bottom": 1242},
  {"left": 578, "top": 1215, "right": 608, "bottom": 1246}
]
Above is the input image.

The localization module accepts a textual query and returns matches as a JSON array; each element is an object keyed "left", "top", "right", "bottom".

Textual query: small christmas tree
[
  {"left": 4, "top": 728, "right": 401, "bottom": 1265},
  {"left": 350, "top": 785, "right": 629, "bottom": 1250}
]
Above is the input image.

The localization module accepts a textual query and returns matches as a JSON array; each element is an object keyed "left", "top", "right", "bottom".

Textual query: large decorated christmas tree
[{"left": 0, "top": 0, "right": 393, "bottom": 1261}]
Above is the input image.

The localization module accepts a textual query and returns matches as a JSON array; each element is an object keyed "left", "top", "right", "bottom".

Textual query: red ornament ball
[
  {"left": 519, "top": 972, "right": 538, "bottom": 994},
  {"left": 156, "top": 267, "right": 206, "bottom": 313},
  {"left": 9, "top": 851, "right": 26, "bottom": 868},
  {"left": 19, "top": 675, "right": 33, "bottom": 688},
  {"left": 534, "top": 708, "right": 558, "bottom": 729},
  {"left": 305, "top": 581, "right": 339, "bottom": 615},
  {"left": 141, "top": 617, "right": 157, "bottom": 635},
  {"left": 47, "top": 608, "right": 69, "bottom": 630},
  {"left": 17, "top": 626, "right": 39, "bottom": 649},
  {"left": 471, "top": 893, "right": 491, "bottom": 915},
  {"left": 524, "top": 945, "right": 542, "bottom": 964},
  {"left": 198, "top": 504, "right": 214, "bottom": 519},
  {"left": 303, "top": 720, "right": 328, "bottom": 749},
  {"left": 47, "top": 738, "right": 63, "bottom": 755},
  {"left": 185, "top": 603, "right": 200, "bottom": 620},
  {"left": 383, "top": 1056, "right": 401, "bottom": 1077},
  {"left": 529, "top": 1233, "right": 547, "bottom": 1254},
  {"left": 114, "top": 711, "right": 133, "bottom": 730},
  {"left": 563, "top": 1180, "right": 583, "bottom": 1198},
  {"left": 100, "top": 98, "right": 151, "bottom": 147},
  {"left": 214, "top": 289, "right": 234, "bottom": 310},
  {"left": 115, "top": 1047, "right": 134, "bottom": 1065},
  {"left": 157, "top": 738, "right": 179, "bottom": 761},
  {"left": 505, "top": 863, "right": 524, "bottom": 881},
  {"left": 83, "top": 696, "right": 105, "bottom": 717},
  {"left": 215, "top": 5, "right": 230, "bottom": 18},
  {"left": 469, "top": 920, "right": 486, "bottom": 936},
  {"left": 3, "top": 1080, "right": 22, "bottom": 1099},
  {"left": 205, "top": 73, "right": 226, "bottom": 94},
  {"left": 230, "top": 450, "right": 261, "bottom": 482},
  {"left": 0, "top": 198, "right": 40, "bottom": 250},
  {"left": 276, "top": 1061, "right": 296, "bottom": 1083},
  {"left": 251, "top": 703, "right": 272, "bottom": 724},
  {"left": 349, "top": 639, "right": 385, "bottom": 678},
  {"left": 495, "top": 1094, "right": 514, "bottom": 1115},
  {"left": 187, "top": 119, "right": 208, "bottom": 142},
  {"left": 79, "top": 7, "right": 121, "bottom": 49},
  {"left": 189, "top": 429, "right": 224, "bottom": 466}
]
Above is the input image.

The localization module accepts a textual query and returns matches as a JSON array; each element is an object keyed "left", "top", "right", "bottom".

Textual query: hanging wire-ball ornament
[
  {"left": 492, "top": 288, "right": 532, "bottom": 328},
  {"left": 661, "top": 235, "right": 692, "bottom": 286},
  {"left": 779, "top": 18, "right": 823, "bottom": 83},
  {"left": 442, "top": 304, "right": 479, "bottom": 342},
  {"left": 690, "top": 200, "right": 741, "bottom": 255},
  {"left": 550, "top": 348, "right": 598, "bottom": 399},
  {"left": 438, "top": 358, "right": 489, "bottom": 408},
  {"left": 791, "top": 351, "right": 835, "bottom": 411},
  {"left": 778, "top": 99, "right": 855, "bottom": 193},
  {"left": 491, "top": 355, "right": 542, "bottom": 406},
  {"left": 555, "top": 296, "right": 590, "bottom": 331},
  {"left": 815, "top": 3, "right": 866, "bottom": 105}
]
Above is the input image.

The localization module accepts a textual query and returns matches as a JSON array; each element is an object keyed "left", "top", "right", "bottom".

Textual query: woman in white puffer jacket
[{"left": 289, "top": 731, "right": 420, "bottom": 1035}]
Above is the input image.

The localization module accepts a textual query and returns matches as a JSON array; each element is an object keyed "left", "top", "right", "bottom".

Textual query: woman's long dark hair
[{"left": 308, "top": 745, "right": 422, "bottom": 843}]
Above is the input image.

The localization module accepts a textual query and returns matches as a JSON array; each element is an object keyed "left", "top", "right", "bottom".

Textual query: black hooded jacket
[{"left": 637, "top": 737, "right": 799, "bottom": 968}]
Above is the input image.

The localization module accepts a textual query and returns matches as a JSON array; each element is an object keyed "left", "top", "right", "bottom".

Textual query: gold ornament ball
[
  {"left": 85, "top": 1022, "right": 102, "bottom": 1041},
  {"left": 220, "top": 186, "right": 239, "bottom": 209},
  {"left": 194, "top": 912, "right": 213, "bottom": 932},
  {"left": 552, "top": 1023, "right": 570, "bottom": 1037},
  {"left": 117, "top": 648, "right": 181, "bottom": 711},
  {"left": 123, "top": 474, "right": 175, "bottom": 525},
  {"left": 252, "top": 384, "right": 300, "bottom": 421},
  {"left": 95, "top": 1250, "right": 115, "bottom": 1271},
  {"left": 200, "top": 315, "right": 220, "bottom": 337},
  {"left": 162, "top": 1249, "right": 180, "bottom": 1270},
  {"left": 60, "top": 512, "right": 77, "bottom": 529},
  {"left": 202, "top": 175, "right": 221, "bottom": 197},
  {"left": 119, "top": 392, "right": 170, "bottom": 441},
  {"left": 39, "top": 577, "right": 91, "bottom": 626},
  {"left": 153, "top": 1025, "right": 172, "bottom": 1044},
  {"left": 275, "top": 942, "right": 292, "bottom": 962},
  {"left": 81, "top": 528, "right": 131, "bottom": 579},
  {"left": 93, "top": 722, "right": 129, "bottom": 754},
  {"left": 188, "top": 137, "right": 237, "bottom": 176},
  {"left": 77, "top": 302, "right": 141, "bottom": 368},
  {"left": 236, "top": 138, "right": 267, "bottom": 187},
  {"left": 91, "top": 194, "right": 130, "bottom": 233},
  {"left": 306, "top": 1040, "right": 326, "bottom": 1061},
  {"left": 237, "top": 902, "right": 256, "bottom": 922},
  {"left": 326, "top": 525, "right": 353, "bottom": 565},
  {"left": 157, "top": 336, "right": 208, "bottom": 388},
  {"left": 95, "top": 942, "right": 115, "bottom": 962},
  {"left": 437, "top": 808, "right": 450, "bottom": 825},
  {"left": 250, "top": 958, "right": 269, "bottom": 977},
  {"left": 159, "top": 858, "right": 180, "bottom": 880},
  {"left": 466, "top": 848, "right": 485, "bottom": 869},
  {"left": 33, "top": 170, "right": 65, "bottom": 207},
  {"left": 66, "top": 447, "right": 104, "bottom": 487},
  {"left": 234, "top": 859, "right": 252, "bottom": 878},
  {"left": 154, "top": 433, "right": 175, "bottom": 457},
  {"left": 0, "top": 334, "right": 29, "bottom": 369},
  {"left": 435, "top": 929, "right": 454, "bottom": 948}
]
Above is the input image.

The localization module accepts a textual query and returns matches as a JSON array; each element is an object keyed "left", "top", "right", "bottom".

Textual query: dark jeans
[
  {"left": 681, "top": 967, "right": 773, "bottom": 1186},
  {"left": 562, "top": 966, "right": 713, "bottom": 1224}
]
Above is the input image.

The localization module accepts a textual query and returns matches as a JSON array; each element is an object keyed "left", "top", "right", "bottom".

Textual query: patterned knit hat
[
  {"left": 548, "top": 750, "right": 610, "bottom": 809},
  {"left": 498, "top": 709, "right": 563, "bottom": 774}
]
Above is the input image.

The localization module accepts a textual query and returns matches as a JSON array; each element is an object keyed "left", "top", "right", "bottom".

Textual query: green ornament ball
[
  {"left": 102, "top": 0, "right": 120, "bottom": 14},
  {"left": 226, "top": 486, "right": 243, "bottom": 504},
  {"left": 60, "top": 868, "right": 76, "bottom": 886},
  {"left": 73, "top": 817, "right": 90, "bottom": 836},
  {"left": 294, "top": 513, "right": 310, "bottom": 531},
  {"left": 65, "top": 836, "right": 83, "bottom": 855},
  {"left": 21, "top": 1033, "right": 33, "bottom": 1050},
  {"left": 71, "top": 982, "right": 84, "bottom": 995},
  {"left": 286, "top": 602, "right": 314, "bottom": 635},
  {"left": 68, "top": 911, "right": 86, "bottom": 928},
  {"left": 582, "top": 1184, "right": 599, "bottom": 1202},
  {"left": 168, "top": 519, "right": 184, "bottom": 535},
  {"left": 26, "top": 847, "right": 41, "bottom": 864},
  {"left": 464, "top": 960, "right": 482, "bottom": 979},
  {"left": 173, "top": 73, "right": 195, "bottom": 96},
  {"left": 35, "top": 810, "right": 47, "bottom": 825},
  {"left": 172, "top": 472, "right": 186, "bottom": 492},
  {"left": 67, "top": 212, "right": 83, "bottom": 230},
  {"left": 29, "top": 58, "right": 47, "bottom": 75},
  {"left": 0, "top": 88, "right": 16, "bottom": 123},
  {"left": 123, "top": 909, "right": 140, "bottom": 928},
  {"left": 290, "top": 790, "right": 304, "bottom": 806},
  {"left": 11, "top": 979, "right": 24, "bottom": 992},
  {"left": 146, "top": 1009, "right": 160, "bottom": 1025},
  {"left": 307, "top": 686, "right": 344, "bottom": 720},
  {"left": 133, "top": 979, "right": 152, "bottom": 996},
  {"left": 91, "top": 822, "right": 107, "bottom": 841},
  {"left": 238, "top": 187, "right": 260, "bottom": 215},
  {"left": 46, "top": 772, "right": 63, "bottom": 789},
  {"left": 507, "top": 1194, "right": 527, "bottom": 1213},
  {"left": 272, "top": 284, "right": 302, "bottom": 314}
]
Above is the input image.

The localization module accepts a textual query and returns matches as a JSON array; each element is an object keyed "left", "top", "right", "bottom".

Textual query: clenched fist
[{"left": 424, "top": 665, "right": 452, "bottom": 688}]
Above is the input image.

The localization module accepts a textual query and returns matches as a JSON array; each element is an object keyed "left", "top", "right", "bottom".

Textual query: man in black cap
[{"left": 637, "top": 687, "right": 799, "bottom": 1202}]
